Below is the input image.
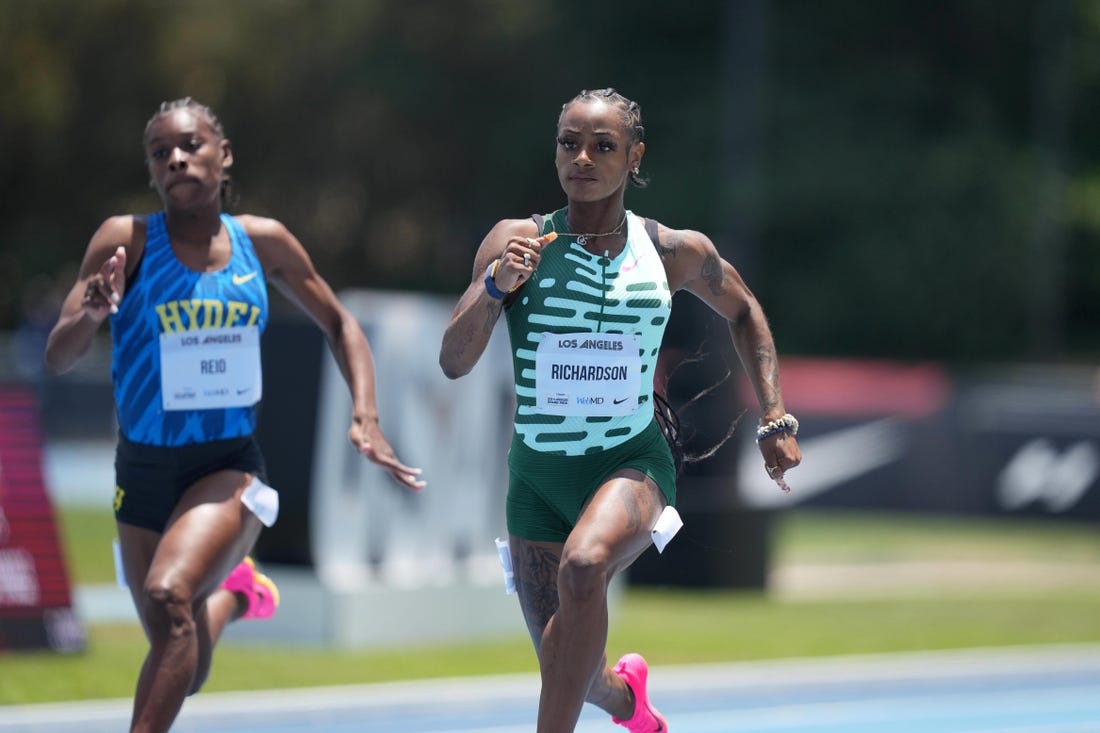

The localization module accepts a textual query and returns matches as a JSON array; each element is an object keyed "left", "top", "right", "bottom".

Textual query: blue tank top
[{"left": 110, "top": 212, "right": 269, "bottom": 446}]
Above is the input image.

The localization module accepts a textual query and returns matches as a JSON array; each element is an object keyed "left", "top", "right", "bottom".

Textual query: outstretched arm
[
  {"left": 244, "top": 215, "right": 425, "bottom": 491},
  {"left": 660, "top": 224, "right": 802, "bottom": 484}
]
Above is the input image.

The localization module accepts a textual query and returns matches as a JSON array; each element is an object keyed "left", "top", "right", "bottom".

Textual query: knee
[
  {"left": 141, "top": 582, "right": 196, "bottom": 640},
  {"left": 558, "top": 547, "right": 609, "bottom": 605}
]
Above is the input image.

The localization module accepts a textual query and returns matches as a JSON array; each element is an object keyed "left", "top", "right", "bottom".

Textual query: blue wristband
[{"left": 484, "top": 261, "right": 507, "bottom": 300}]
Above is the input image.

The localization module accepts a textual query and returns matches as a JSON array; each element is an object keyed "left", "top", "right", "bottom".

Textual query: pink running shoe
[
  {"left": 220, "top": 557, "right": 279, "bottom": 620},
  {"left": 612, "top": 653, "right": 668, "bottom": 732}
]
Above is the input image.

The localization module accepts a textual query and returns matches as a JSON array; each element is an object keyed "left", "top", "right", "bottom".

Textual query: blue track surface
[{"left": 4, "top": 645, "right": 1100, "bottom": 732}]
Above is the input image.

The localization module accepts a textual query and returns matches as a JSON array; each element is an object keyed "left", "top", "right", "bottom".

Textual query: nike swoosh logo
[
  {"left": 737, "top": 418, "right": 907, "bottom": 508},
  {"left": 614, "top": 397, "right": 630, "bottom": 405},
  {"left": 232, "top": 272, "right": 258, "bottom": 285}
]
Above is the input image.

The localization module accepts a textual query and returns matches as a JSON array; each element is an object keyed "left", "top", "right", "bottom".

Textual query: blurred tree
[
  {"left": 759, "top": 2, "right": 1047, "bottom": 360},
  {"left": 2, "top": 0, "right": 1097, "bottom": 362}
]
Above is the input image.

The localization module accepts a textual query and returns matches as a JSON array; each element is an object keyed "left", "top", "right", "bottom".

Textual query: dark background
[
  {"left": 3, "top": 1, "right": 1098, "bottom": 596},
  {"left": 3, "top": 0, "right": 1098, "bottom": 366}
]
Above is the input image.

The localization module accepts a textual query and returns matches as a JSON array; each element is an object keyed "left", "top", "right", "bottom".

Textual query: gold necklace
[{"left": 555, "top": 211, "right": 628, "bottom": 246}]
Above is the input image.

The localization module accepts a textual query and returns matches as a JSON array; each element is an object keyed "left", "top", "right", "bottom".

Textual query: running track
[{"left": 4, "top": 645, "right": 1100, "bottom": 732}]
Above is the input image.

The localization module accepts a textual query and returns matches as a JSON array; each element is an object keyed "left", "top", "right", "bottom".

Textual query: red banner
[{"left": 0, "top": 385, "right": 85, "bottom": 652}]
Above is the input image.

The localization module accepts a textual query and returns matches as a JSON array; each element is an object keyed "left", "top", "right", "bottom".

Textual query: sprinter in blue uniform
[{"left": 45, "top": 98, "right": 424, "bottom": 733}]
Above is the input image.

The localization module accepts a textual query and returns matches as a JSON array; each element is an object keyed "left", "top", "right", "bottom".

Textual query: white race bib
[
  {"left": 534, "top": 332, "right": 641, "bottom": 416},
  {"left": 159, "top": 326, "right": 262, "bottom": 410}
]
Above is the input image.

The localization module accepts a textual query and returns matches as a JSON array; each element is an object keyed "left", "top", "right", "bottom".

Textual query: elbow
[
  {"left": 42, "top": 336, "right": 66, "bottom": 376},
  {"left": 438, "top": 334, "right": 472, "bottom": 380},
  {"left": 729, "top": 299, "right": 763, "bottom": 331},
  {"left": 437, "top": 345, "right": 473, "bottom": 378},
  {"left": 42, "top": 349, "right": 71, "bottom": 376},
  {"left": 438, "top": 352, "right": 469, "bottom": 380}
]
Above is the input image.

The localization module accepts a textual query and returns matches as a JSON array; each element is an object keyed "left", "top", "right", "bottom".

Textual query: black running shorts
[{"left": 113, "top": 434, "right": 266, "bottom": 532}]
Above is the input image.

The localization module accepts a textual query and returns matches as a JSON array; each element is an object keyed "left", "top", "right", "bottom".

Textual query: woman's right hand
[
  {"left": 349, "top": 416, "right": 426, "bottom": 492},
  {"left": 82, "top": 246, "right": 127, "bottom": 322},
  {"left": 491, "top": 231, "right": 557, "bottom": 293}
]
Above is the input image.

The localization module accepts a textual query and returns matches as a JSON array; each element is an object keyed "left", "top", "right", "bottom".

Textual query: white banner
[{"left": 310, "top": 291, "right": 515, "bottom": 589}]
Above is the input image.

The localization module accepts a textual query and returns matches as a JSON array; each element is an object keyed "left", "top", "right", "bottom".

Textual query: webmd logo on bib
[{"left": 534, "top": 333, "right": 641, "bottom": 417}]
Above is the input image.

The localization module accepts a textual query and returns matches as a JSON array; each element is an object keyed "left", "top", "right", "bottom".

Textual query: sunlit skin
[
  {"left": 555, "top": 104, "right": 643, "bottom": 210},
  {"left": 45, "top": 103, "right": 423, "bottom": 733},
  {"left": 440, "top": 91, "right": 802, "bottom": 733}
]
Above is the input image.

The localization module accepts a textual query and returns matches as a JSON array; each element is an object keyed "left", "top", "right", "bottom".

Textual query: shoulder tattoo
[{"left": 657, "top": 232, "right": 682, "bottom": 260}]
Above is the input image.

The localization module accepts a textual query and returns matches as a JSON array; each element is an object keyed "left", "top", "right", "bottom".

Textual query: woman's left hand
[
  {"left": 349, "top": 417, "right": 426, "bottom": 491},
  {"left": 758, "top": 433, "right": 801, "bottom": 494}
]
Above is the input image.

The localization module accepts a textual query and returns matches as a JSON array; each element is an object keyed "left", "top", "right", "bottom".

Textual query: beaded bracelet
[
  {"left": 756, "top": 413, "right": 799, "bottom": 442},
  {"left": 484, "top": 261, "right": 508, "bottom": 300}
]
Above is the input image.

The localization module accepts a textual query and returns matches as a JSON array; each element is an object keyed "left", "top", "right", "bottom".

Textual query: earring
[{"left": 632, "top": 167, "right": 640, "bottom": 175}]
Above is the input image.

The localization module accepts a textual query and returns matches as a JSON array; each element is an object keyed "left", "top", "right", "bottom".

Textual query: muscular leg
[
  {"left": 512, "top": 469, "right": 666, "bottom": 733},
  {"left": 512, "top": 539, "right": 632, "bottom": 720},
  {"left": 191, "top": 569, "right": 249, "bottom": 695},
  {"left": 119, "top": 469, "right": 262, "bottom": 733}
]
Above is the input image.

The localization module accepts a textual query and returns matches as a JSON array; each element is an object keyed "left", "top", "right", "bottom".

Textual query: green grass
[
  {"left": 773, "top": 509, "right": 1100, "bottom": 564},
  {"left": 55, "top": 506, "right": 120, "bottom": 585},
  {"left": 2, "top": 507, "right": 1098, "bottom": 705}
]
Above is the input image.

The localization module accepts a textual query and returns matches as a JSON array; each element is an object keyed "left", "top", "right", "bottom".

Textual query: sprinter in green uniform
[{"left": 440, "top": 88, "right": 801, "bottom": 733}]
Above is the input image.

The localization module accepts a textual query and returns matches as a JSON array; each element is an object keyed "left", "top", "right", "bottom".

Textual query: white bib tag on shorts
[
  {"left": 159, "top": 326, "right": 262, "bottom": 411},
  {"left": 651, "top": 505, "right": 684, "bottom": 553},
  {"left": 534, "top": 332, "right": 641, "bottom": 416},
  {"left": 241, "top": 476, "right": 280, "bottom": 527}
]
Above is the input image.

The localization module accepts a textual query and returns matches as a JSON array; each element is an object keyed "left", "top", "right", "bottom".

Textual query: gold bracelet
[{"left": 490, "top": 257, "right": 524, "bottom": 293}]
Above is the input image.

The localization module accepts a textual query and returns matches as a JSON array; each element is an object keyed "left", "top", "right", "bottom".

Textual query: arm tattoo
[
  {"left": 481, "top": 299, "right": 501, "bottom": 334},
  {"left": 450, "top": 298, "right": 501, "bottom": 362},
  {"left": 701, "top": 253, "right": 725, "bottom": 296},
  {"left": 755, "top": 343, "right": 782, "bottom": 414}
]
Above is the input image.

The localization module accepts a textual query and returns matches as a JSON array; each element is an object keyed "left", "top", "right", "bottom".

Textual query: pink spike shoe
[
  {"left": 612, "top": 653, "right": 668, "bottom": 732},
  {"left": 221, "top": 556, "right": 279, "bottom": 620}
]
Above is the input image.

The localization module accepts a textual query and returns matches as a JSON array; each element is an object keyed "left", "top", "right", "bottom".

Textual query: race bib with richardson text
[{"left": 534, "top": 332, "right": 641, "bottom": 416}]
